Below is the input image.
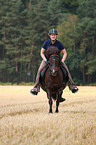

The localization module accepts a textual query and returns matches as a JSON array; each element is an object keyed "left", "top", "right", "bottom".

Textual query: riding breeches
[
  {"left": 34, "top": 60, "right": 47, "bottom": 91},
  {"left": 33, "top": 60, "right": 76, "bottom": 91}
]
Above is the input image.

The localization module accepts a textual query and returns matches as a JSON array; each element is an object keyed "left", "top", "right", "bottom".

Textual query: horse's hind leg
[{"left": 55, "top": 100, "right": 59, "bottom": 113}]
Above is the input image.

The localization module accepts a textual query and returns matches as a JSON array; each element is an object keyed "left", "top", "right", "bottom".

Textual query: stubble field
[{"left": 0, "top": 86, "right": 96, "bottom": 145}]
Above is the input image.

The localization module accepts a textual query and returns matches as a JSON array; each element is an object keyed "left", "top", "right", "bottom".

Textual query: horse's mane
[{"left": 46, "top": 46, "right": 60, "bottom": 57}]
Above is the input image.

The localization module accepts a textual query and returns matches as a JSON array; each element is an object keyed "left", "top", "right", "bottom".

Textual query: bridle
[
  {"left": 49, "top": 54, "right": 60, "bottom": 71},
  {"left": 50, "top": 54, "right": 59, "bottom": 57}
]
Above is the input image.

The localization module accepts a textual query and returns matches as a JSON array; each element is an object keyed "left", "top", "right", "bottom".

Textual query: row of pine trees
[{"left": 0, "top": 0, "right": 96, "bottom": 85}]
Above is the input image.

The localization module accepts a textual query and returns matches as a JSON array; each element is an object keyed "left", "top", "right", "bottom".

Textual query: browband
[{"left": 50, "top": 54, "right": 59, "bottom": 57}]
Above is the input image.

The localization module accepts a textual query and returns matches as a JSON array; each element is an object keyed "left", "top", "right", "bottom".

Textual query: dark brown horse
[{"left": 40, "top": 46, "right": 68, "bottom": 113}]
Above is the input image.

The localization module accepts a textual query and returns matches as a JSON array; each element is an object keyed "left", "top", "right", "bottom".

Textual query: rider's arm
[
  {"left": 41, "top": 48, "right": 47, "bottom": 62},
  {"left": 61, "top": 49, "right": 67, "bottom": 63}
]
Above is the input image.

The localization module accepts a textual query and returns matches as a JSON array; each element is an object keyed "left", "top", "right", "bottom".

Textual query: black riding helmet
[{"left": 49, "top": 29, "right": 58, "bottom": 35}]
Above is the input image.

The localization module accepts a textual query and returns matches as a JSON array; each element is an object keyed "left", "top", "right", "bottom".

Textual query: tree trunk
[
  {"left": 88, "top": 75, "right": 91, "bottom": 83},
  {"left": 20, "top": 62, "right": 22, "bottom": 81},
  {"left": 82, "top": 67, "right": 85, "bottom": 84},
  {"left": 32, "top": 68, "right": 36, "bottom": 82},
  {"left": 20, "top": 45, "right": 22, "bottom": 82},
  {"left": 3, "top": 31, "right": 6, "bottom": 56}
]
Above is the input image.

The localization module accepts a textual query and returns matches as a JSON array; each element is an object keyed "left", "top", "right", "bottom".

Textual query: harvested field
[{"left": 0, "top": 86, "right": 96, "bottom": 145}]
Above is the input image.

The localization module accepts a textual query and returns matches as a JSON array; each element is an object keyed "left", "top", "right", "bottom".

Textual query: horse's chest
[{"left": 47, "top": 78, "right": 62, "bottom": 89}]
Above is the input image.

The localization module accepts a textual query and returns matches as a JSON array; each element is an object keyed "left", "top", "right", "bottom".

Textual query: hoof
[
  {"left": 55, "top": 110, "right": 59, "bottom": 113},
  {"left": 49, "top": 110, "right": 53, "bottom": 113}
]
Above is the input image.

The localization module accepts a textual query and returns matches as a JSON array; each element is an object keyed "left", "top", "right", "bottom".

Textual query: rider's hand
[{"left": 45, "top": 60, "right": 50, "bottom": 65}]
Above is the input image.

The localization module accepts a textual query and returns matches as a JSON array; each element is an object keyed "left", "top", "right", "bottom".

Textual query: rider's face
[{"left": 49, "top": 34, "right": 57, "bottom": 41}]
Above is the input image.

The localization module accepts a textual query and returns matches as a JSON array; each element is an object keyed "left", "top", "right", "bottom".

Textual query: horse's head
[
  {"left": 46, "top": 46, "right": 61, "bottom": 76},
  {"left": 49, "top": 54, "right": 61, "bottom": 76}
]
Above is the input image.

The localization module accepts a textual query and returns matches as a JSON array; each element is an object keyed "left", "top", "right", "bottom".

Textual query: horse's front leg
[
  {"left": 47, "top": 91, "right": 53, "bottom": 113},
  {"left": 55, "top": 94, "right": 59, "bottom": 113},
  {"left": 49, "top": 97, "right": 53, "bottom": 113}
]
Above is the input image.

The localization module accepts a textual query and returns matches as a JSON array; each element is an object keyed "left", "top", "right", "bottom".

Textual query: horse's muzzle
[{"left": 51, "top": 68, "right": 57, "bottom": 76}]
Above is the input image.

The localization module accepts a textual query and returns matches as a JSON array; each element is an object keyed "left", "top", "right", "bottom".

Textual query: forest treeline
[{"left": 0, "top": 0, "right": 96, "bottom": 85}]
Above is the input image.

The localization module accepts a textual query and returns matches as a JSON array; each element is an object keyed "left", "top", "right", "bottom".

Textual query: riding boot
[
  {"left": 30, "top": 60, "right": 47, "bottom": 95},
  {"left": 61, "top": 62, "right": 79, "bottom": 93}
]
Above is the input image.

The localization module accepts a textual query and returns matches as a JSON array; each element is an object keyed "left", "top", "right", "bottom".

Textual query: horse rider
[{"left": 30, "top": 29, "right": 79, "bottom": 101}]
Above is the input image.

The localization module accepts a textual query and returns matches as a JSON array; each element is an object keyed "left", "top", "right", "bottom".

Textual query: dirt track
[{"left": 0, "top": 86, "right": 96, "bottom": 145}]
